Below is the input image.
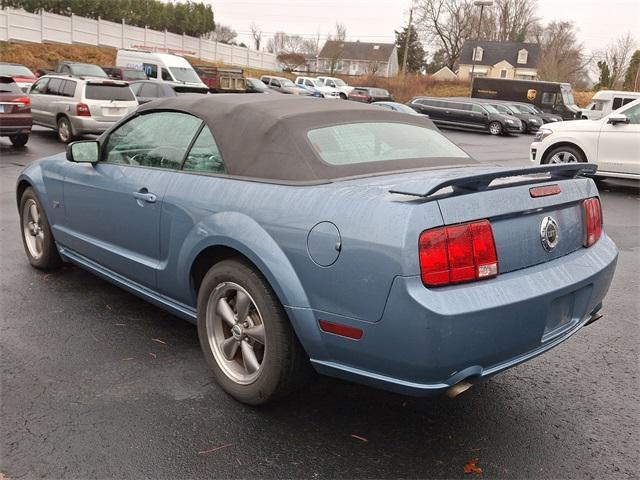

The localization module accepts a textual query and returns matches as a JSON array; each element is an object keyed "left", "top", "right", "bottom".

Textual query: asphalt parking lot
[{"left": 1, "top": 127, "right": 639, "bottom": 479}]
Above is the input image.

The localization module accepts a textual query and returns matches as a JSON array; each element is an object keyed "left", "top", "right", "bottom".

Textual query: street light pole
[
  {"left": 402, "top": 1, "right": 414, "bottom": 75},
  {"left": 469, "top": 0, "right": 493, "bottom": 96}
]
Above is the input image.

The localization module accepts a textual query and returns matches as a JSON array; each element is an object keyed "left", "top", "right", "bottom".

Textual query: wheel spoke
[
  {"left": 244, "top": 324, "right": 265, "bottom": 344},
  {"left": 29, "top": 203, "right": 39, "bottom": 222},
  {"left": 235, "top": 290, "right": 251, "bottom": 323},
  {"left": 35, "top": 232, "right": 43, "bottom": 252},
  {"left": 221, "top": 336, "right": 239, "bottom": 360},
  {"left": 241, "top": 340, "right": 260, "bottom": 374},
  {"left": 216, "top": 298, "right": 236, "bottom": 327}
]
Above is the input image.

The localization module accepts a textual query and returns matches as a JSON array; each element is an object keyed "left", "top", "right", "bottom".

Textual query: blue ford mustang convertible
[{"left": 17, "top": 95, "right": 618, "bottom": 404}]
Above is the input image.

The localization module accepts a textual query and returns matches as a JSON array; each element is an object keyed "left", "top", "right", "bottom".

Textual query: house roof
[
  {"left": 318, "top": 40, "right": 395, "bottom": 62},
  {"left": 459, "top": 41, "right": 540, "bottom": 69}
]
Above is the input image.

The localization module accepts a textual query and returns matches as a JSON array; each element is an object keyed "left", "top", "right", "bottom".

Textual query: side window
[
  {"left": 104, "top": 112, "right": 203, "bottom": 169},
  {"left": 623, "top": 103, "right": 640, "bottom": 124},
  {"left": 261, "top": 77, "right": 270, "bottom": 85},
  {"left": 471, "top": 104, "right": 484, "bottom": 113},
  {"left": 143, "top": 63, "right": 158, "bottom": 78},
  {"left": 612, "top": 97, "right": 623, "bottom": 110},
  {"left": 161, "top": 68, "right": 172, "bottom": 81},
  {"left": 328, "top": 81, "right": 336, "bottom": 87},
  {"left": 541, "top": 92, "right": 556, "bottom": 105},
  {"left": 30, "top": 78, "right": 49, "bottom": 94},
  {"left": 60, "top": 65, "right": 70, "bottom": 74},
  {"left": 622, "top": 98, "right": 635, "bottom": 106},
  {"left": 47, "top": 78, "right": 63, "bottom": 96},
  {"left": 271, "top": 79, "right": 281, "bottom": 87},
  {"left": 129, "top": 83, "right": 142, "bottom": 95},
  {"left": 139, "top": 83, "right": 159, "bottom": 97},
  {"left": 183, "top": 126, "right": 225, "bottom": 174},
  {"left": 62, "top": 80, "right": 76, "bottom": 97},
  {"left": 305, "top": 80, "right": 313, "bottom": 87},
  {"left": 296, "top": 78, "right": 303, "bottom": 84}
]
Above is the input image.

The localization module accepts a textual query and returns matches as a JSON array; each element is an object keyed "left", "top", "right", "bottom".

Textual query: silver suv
[{"left": 29, "top": 75, "right": 138, "bottom": 143}]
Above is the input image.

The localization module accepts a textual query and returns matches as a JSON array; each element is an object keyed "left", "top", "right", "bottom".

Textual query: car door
[
  {"left": 596, "top": 102, "right": 640, "bottom": 175},
  {"left": 59, "top": 111, "right": 204, "bottom": 288},
  {"left": 28, "top": 77, "right": 50, "bottom": 125},
  {"left": 41, "top": 77, "right": 66, "bottom": 128}
]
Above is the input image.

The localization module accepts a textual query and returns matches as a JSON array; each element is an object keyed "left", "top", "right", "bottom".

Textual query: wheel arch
[{"left": 541, "top": 141, "right": 588, "bottom": 164}]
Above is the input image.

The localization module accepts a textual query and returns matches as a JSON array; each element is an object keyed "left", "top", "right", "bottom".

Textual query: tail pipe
[{"left": 446, "top": 381, "right": 473, "bottom": 398}]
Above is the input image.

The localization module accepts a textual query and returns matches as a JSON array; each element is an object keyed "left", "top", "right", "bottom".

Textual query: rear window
[
  {"left": 307, "top": 122, "right": 469, "bottom": 165},
  {"left": 0, "top": 64, "right": 35, "bottom": 77},
  {"left": 124, "top": 69, "right": 147, "bottom": 80},
  {"left": 85, "top": 84, "right": 135, "bottom": 101},
  {"left": 0, "top": 77, "right": 21, "bottom": 93}
]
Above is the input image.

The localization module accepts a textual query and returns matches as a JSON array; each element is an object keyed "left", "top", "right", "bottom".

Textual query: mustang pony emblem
[{"left": 540, "top": 216, "right": 559, "bottom": 251}]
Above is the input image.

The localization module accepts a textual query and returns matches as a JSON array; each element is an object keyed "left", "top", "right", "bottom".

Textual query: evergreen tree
[{"left": 395, "top": 24, "right": 427, "bottom": 73}]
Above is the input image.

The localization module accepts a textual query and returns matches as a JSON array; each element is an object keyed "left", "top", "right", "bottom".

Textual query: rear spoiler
[{"left": 389, "top": 163, "right": 598, "bottom": 198}]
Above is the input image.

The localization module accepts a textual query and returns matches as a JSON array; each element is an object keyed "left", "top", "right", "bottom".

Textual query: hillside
[{"left": 1, "top": 42, "right": 594, "bottom": 105}]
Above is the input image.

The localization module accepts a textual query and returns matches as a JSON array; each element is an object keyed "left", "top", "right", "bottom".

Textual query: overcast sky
[{"left": 207, "top": 0, "right": 639, "bottom": 56}]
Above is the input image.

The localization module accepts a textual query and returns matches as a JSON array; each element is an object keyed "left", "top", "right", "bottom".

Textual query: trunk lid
[
  {"left": 387, "top": 163, "right": 598, "bottom": 274},
  {"left": 84, "top": 82, "right": 137, "bottom": 121}
]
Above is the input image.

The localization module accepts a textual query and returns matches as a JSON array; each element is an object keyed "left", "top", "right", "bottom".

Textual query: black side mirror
[{"left": 67, "top": 140, "right": 99, "bottom": 163}]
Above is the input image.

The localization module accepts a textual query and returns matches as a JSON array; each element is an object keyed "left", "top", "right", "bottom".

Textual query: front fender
[{"left": 178, "top": 211, "right": 310, "bottom": 310}]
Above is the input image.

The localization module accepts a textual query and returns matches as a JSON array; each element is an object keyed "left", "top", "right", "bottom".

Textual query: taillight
[
  {"left": 419, "top": 220, "right": 498, "bottom": 287},
  {"left": 529, "top": 184, "right": 561, "bottom": 197},
  {"left": 76, "top": 103, "right": 91, "bottom": 116},
  {"left": 14, "top": 96, "right": 30, "bottom": 107},
  {"left": 583, "top": 197, "right": 602, "bottom": 247}
]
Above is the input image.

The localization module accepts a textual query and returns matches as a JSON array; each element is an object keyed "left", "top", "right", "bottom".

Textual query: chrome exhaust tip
[{"left": 446, "top": 381, "right": 473, "bottom": 398}]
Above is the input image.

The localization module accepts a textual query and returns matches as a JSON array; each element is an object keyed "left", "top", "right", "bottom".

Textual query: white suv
[
  {"left": 316, "top": 76, "right": 353, "bottom": 99},
  {"left": 29, "top": 75, "right": 138, "bottom": 143},
  {"left": 294, "top": 77, "right": 340, "bottom": 99},
  {"left": 530, "top": 98, "right": 640, "bottom": 180}
]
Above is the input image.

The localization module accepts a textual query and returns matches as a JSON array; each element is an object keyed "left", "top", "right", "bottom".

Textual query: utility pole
[
  {"left": 401, "top": 1, "right": 414, "bottom": 75},
  {"left": 469, "top": 0, "right": 493, "bottom": 96}
]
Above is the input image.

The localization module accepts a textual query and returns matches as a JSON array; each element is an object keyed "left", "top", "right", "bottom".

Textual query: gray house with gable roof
[
  {"left": 308, "top": 40, "right": 399, "bottom": 77},
  {"left": 458, "top": 40, "right": 540, "bottom": 81}
]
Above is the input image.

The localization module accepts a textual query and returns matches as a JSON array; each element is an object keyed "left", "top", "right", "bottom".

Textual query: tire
[
  {"left": 488, "top": 121, "right": 503, "bottom": 135},
  {"left": 19, "top": 187, "right": 62, "bottom": 270},
  {"left": 9, "top": 133, "right": 29, "bottom": 147},
  {"left": 339, "top": 92, "right": 347, "bottom": 100},
  {"left": 197, "top": 258, "right": 311, "bottom": 405},
  {"left": 57, "top": 116, "right": 74, "bottom": 143},
  {"left": 543, "top": 145, "right": 586, "bottom": 164}
]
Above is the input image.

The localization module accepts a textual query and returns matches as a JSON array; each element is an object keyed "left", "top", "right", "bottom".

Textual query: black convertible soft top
[{"left": 137, "top": 94, "right": 472, "bottom": 183}]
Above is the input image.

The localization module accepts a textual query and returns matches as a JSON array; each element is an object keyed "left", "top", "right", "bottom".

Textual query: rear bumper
[
  {"left": 0, "top": 114, "right": 32, "bottom": 136},
  {"left": 69, "top": 116, "right": 120, "bottom": 135},
  {"left": 294, "top": 234, "right": 618, "bottom": 396}
]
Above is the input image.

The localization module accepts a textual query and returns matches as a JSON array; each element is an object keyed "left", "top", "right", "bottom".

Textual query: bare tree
[
  {"left": 535, "top": 21, "right": 591, "bottom": 84},
  {"left": 334, "top": 22, "right": 347, "bottom": 42},
  {"left": 277, "top": 52, "right": 307, "bottom": 71},
  {"left": 479, "top": 0, "right": 538, "bottom": 42},
  {"left": 598, "top": 33, "right": 637, "bottom": 88},
  {"left": 250, "top": 22, "right": 262, "bottom": 50},
  {"left": 415, "top": 0, "right": 476, "bottom": 70},
  {"left": 266, "top": 32, "right": 305, "bottom": 54},
  {"left": 210, "top": 24, "right": 238, "bottom": 45},
  {"left": 302, "top": 30, "right": 322, "bottom": 57}
]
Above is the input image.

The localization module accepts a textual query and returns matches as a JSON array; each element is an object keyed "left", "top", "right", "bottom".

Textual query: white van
[
  {"left": 581, "top": 90, "right": 640, "bottom": 120},
  {"left": 115, "top": 49, "right": 207, "bottom": 89}
]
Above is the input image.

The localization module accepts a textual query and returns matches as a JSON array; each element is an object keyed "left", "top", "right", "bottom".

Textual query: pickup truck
[{"left": 194, "top": 66, "right": 246, "bottom": 93}]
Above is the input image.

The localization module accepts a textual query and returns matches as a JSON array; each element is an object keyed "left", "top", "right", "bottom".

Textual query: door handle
[{"left": 133, "top": 189, "right": 157, "bottom": 203}]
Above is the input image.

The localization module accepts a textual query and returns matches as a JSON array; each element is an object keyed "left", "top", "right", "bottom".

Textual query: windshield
[
  {"left": 483, "top": 104, "right": 499, "bottom": 114},
  {"left": 247, "top": 78, "right": 268, "bottom": 91},
  {"left": 169, "top": 67, "right": 201, "bottom": 84},
  {"left": 312, "top": 79, "right": 324, "bottom": 87},
  {"left": 561, "top": 85, "right": 576, "bottom": 106},
  {"left": 515, "top": 104, "right": 536, "bottom": 114},
  {"left": 508, "top": 104, "right": 527, "bottom": 114},
  {"left": 72, "top": 64, "right": 108, "bottom": 78},
  {"left": 307, "top": 122, "right": 469, "bottom": 165},
  {"left": 281, "top": 79, "right": 296, "bottom": 87},
  {"left": 0, "top": 64, "right": 35, "bottom": 77},
  {"left": 124, "top": 69, "right": 148, "bottom": 80}
]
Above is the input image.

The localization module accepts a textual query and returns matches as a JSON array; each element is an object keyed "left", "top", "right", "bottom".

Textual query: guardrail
[{"left": 0, "top": 8, "right": 280, "bottom": 71}]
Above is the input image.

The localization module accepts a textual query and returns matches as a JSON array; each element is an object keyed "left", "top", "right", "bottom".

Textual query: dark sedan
[
  {"left": 245, "top": 77, "right": 273, "bottom": 94},
  {"left": 348, "top": 87, "right": 393, "bottom": 103},
  {"left": 129, "top": 80, "right": 208, "bottom": 104},
  {"left": 0, "top": 76, "right": 32, "bottom": 146}
]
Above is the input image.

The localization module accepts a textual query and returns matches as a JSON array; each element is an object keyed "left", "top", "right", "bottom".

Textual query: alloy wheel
[
  {"left": 206, "top": 282, "right": 266, "bottom": 385},
  {"left": 58, "top": 119, "right": 70, "bottom": 142},
  {"left": 22, "top": 199, "right": 44, "bottom": 260},
  {"left": 549, "top": 151, "right": 578, "bottom": 163}
]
